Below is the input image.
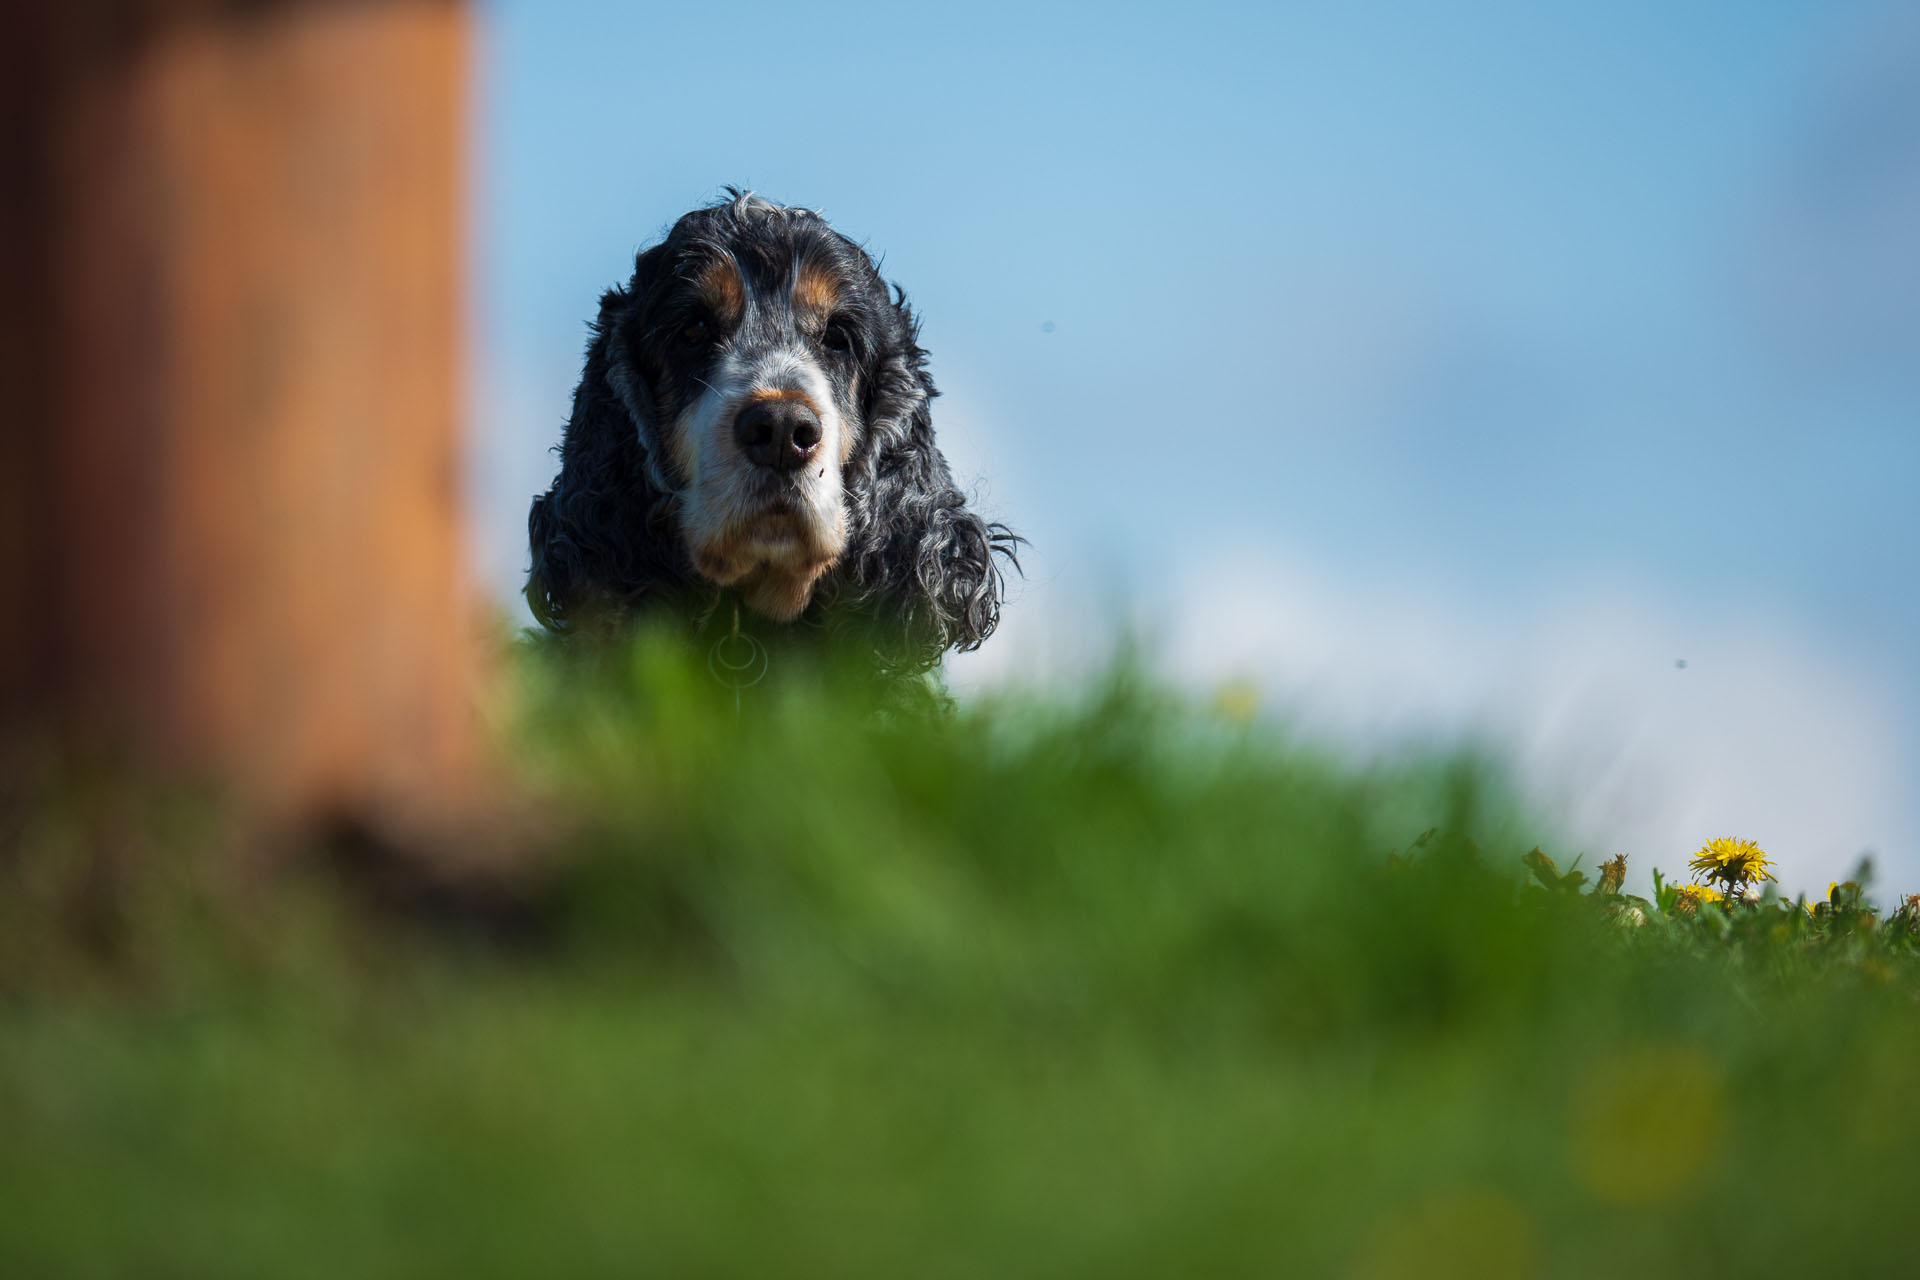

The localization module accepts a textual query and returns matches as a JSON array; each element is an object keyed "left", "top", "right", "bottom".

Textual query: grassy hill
[{"left": 4, "top": 633, "right": 1916, "bottom": 1277}]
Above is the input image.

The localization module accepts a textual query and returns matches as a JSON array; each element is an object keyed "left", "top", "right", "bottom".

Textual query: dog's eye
[
  {"left": 821, "top": 320, "right": 855, "bottom": 355},
  {"left": 679, "top": 318, "right": 712, "bottom": 346}
]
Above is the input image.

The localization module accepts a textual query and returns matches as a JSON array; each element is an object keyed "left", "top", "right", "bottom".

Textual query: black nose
[{"left": 733, "top": 399, "right": 823, "bottom": 472}]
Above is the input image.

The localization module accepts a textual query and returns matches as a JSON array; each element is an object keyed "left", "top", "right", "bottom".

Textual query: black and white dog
[{"left": 528, "top": 191, "right": 1017, "bottom": 677}]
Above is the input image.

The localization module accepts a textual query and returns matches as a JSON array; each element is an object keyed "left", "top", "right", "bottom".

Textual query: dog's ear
[
  {"left": 527, "top": 247, "right": 681, "bottom": 630},
  {"left": 835, "top": 292, "right": 1021, "bottom": 670}
]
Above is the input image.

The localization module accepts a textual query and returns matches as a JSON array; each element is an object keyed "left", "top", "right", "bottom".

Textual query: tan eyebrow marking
[
  {"left": 793, "top": 261, "right": 841, "bottom": 324},
  {"left": 693, "top": 258, "right": 745, "bottom": 326}
]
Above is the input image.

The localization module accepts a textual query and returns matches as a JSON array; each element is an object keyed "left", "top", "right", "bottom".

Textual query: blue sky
[{"left": 472, "top": 0, "right": 1918, "bottom": 892}]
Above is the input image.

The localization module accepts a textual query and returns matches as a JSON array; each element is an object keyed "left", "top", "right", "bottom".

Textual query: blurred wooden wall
[{"left": 0, "top": 0, "right": 477, "bottom": 816}]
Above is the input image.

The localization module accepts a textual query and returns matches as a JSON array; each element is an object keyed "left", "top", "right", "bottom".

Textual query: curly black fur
[{"left": 528, "top": 192, "right": 1019, "bottom": 676}]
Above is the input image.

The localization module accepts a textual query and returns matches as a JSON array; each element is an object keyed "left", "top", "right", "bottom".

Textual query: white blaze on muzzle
[{"left": 673, "top": 341, "right": 851, "bottom": 620}]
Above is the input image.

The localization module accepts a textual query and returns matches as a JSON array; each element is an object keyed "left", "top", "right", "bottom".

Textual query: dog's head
[
  {"left": 609, "top": 194, "right": 899, "bottom": 620},
  {"left": 529, "top": 192, "right": 1017, "bottom": 669}
]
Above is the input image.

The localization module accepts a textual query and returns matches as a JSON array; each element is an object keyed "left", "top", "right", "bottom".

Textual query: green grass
[{"left": 4, "top": 633, "right": 1918, "bottom": 1278}]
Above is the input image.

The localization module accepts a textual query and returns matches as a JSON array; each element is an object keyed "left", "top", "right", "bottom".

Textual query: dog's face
[
  {"left": 609, "top": 200, "right": 903, "bottom": 621},
  {"left": 530, "top": 193, "right": 1015, "bottom": 665}
]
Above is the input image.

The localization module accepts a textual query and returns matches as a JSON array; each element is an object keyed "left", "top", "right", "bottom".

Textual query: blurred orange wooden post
[{"left": 1, "top": 1, "right": 478, "bottom": 817}]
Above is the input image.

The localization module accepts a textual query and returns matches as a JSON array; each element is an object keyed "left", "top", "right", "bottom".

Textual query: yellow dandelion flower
[
  {"left": 1212, "top": 679, "right": 1259, "bottom": 726},
  {"left": 1670, "top": 883, "right": 1723, "bottom": 915},
  {"left": 1687, "top": 837, "right": 1777, "bottom": 892}
]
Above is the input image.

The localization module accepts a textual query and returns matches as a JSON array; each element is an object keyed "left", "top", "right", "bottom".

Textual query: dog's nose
[{"left": 733, "top": 400, "right": 823, "bottom": 472}]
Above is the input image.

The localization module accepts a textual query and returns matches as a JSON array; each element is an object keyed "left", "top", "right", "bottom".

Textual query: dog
[{"left": 527, "top": 191, "right": 1018, "bottom": 678}]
